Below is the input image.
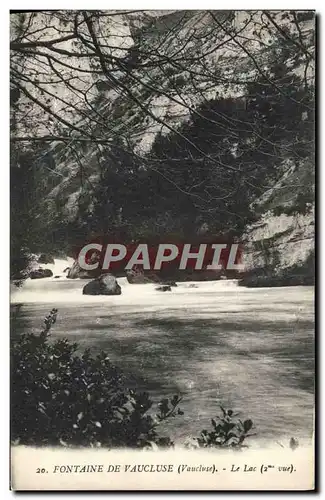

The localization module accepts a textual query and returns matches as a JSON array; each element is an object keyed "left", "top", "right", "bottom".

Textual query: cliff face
[
  {"left": 240, "top": 159, "right": 314, "bottom": 286},
  {"left": 11, "top": 10, "right": 315, "bottom": 282},
  {"left": 241, "top": 211, "right": 314, "bottom": 283}
]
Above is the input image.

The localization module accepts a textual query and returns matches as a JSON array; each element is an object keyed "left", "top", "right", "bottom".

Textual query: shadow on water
[
  {"left": 10, "top": 303, "right": 30, "bottom": 336},
  {"left": 74, "top": 316, "right": 314, "bottom": 392}
]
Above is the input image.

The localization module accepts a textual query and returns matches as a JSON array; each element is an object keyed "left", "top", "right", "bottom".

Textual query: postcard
[{"left": 10, "top": 9, "right": 315, "bottom": 491}]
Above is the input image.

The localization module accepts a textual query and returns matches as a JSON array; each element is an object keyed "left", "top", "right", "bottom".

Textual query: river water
[{"left": 10, "top": 259, "right": 314, "bottom": 448}]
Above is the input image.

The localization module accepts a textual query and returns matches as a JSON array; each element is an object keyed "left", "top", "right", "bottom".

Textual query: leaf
[
  {"left": 171, "top": 394, "right": 180, "bottom": 406},
  {"left": 225, "top": 432, "right": 237, "bottom": 441},
  {"left": 243, "top": 419, "right": 253, "bottom": 433},
  {"left": 94, "top": 421, "right": 102, "bottom": 428},
  {"left": 77, "top": 412, "right": 83, "bottom": 421}
]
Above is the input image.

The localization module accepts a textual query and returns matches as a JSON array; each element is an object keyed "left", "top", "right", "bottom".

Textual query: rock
[
  {"left": 238, "top": 249, "right": 315, "bottom": 288},
  {"left": 82, "top": 274, "right": 122, "bottom": 296},
  {"left": 37, "top": 253, "right": 55, "bottom": 264},
  {"left": 161, "top": 280, "right": 177, "bottom": 287},
  {"left": 126, "top": 268, "right": 159, "bottom": 284},
  {"left": 155, "top": 285, "right": 172, "bottom": 292},
  {"left": 238, "top": 274, "right": 314, "bottom": 288},
  {"left": 54, "top": 275, "right": 61, "bottom": 279},
  {"left": 30, "top": 268, "right": 53, "bottom": 279},
  {"left": 241, "top": 199, "right": 314, "bottom": 285},
  {"left": 67, "top": 260, "right": 100, "bottom": 279},
  {"left": 126, "top": 267, "right": 221, "bottom": 284},
  {"left": 170, "top": 269, "right": 223, "bottom": 282}
]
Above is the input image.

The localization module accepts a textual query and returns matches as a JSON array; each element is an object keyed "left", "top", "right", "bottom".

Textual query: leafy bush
[
  {"left": 11, "top": 310, "right": 254, "bottom": 450},
  {"left": 11, "top": 333, "right": 181, "bottom": 448},
  {"left": 193, "top": 407, "right": 255, "bottom": 449}
]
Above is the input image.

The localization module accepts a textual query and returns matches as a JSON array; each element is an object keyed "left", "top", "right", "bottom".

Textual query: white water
[{"left": 11, "top": 259, "right": 315, "bottom": 448}]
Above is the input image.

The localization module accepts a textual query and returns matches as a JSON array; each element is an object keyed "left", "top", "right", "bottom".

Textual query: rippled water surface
[{"left": 11, "top": 263, "right": 314, "bottom": 447}]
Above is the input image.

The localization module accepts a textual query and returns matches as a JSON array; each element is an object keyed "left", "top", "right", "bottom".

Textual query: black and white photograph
[{"left": 9, "top": 8, "right": 315, "bottom": 491}]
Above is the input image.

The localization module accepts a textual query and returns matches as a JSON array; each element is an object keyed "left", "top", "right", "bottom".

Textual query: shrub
[
  {"left": 11, "top": 310, "right": 254, "bottom": 450},
  {"left": 11, "top": 311, "right": 183, "bottom": 449},
  {"left": 191, "top": 407, "right": 255, "bottom": 449}
]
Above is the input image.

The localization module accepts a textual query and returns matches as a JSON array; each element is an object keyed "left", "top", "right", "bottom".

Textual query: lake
[{"left": 11, "top": 261, "right": 314, "bottom": 448}]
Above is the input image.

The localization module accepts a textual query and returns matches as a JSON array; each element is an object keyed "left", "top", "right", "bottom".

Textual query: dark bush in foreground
[
  {"left": 198, "top": 409, "right": 254, "bottom": 448},
  {"left": 11, "top": 310, "right": 254, "bottom": 450}
]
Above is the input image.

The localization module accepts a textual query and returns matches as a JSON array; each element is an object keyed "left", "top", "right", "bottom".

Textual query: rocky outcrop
[
  {"left": 160, "top": 280, "right": 177, "bottom": 287},
  {"left": 126, "top": 268, "right": 160, "bottom": 284},
  {"left": 126, "top": 266, "right": 224, "bottom": 283},
  {"left": 82, "top": 274, "right": 122, "bottom": 296},
  {"left": 238, "top": 273, "right": 314, "bottom": 288},
  {"left": 237, "top": 157, "right": 315, "bottom": 287},
  {"left": 172, "top": 269, "right": 224, "bottom": 281},
  {"left": 30, "top": 268, "right": 53, "bottom": 279},
  {"left": 240, "top": 209, "right": 314, "bottom": 287}
]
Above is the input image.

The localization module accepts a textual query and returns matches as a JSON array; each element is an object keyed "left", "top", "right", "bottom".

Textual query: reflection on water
[{"left": 11, "top": 274, "right": 314, "bottom": 447}]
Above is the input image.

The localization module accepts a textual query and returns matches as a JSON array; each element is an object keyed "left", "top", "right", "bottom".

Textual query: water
[{"left": 11, "top": 259, "right": 314, "bottom": 448}]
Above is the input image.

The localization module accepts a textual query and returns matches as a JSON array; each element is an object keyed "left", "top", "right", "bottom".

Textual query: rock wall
[{"left": 240, "top": 209, "right": 314, "bottom": 287}]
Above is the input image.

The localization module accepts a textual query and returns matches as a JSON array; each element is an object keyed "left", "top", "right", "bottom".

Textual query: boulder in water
[
  {"left": 126, "top": 268, "right": 159, "bottom": 284},
  {"left": 67, "top": 260, "right": 99, "bottom": 279},
  {"left": 238, "top": 274, "right": 314, "bottom": 288},
  {"left": 82, "top": 274, "right": 122, "bottom": 296},
  {"left": 155, "top": 285, "right": 172, "bottom": 292},
  {"left": 30, "top": 268, "right": 53, "bottom": 279},
  {"left": 37, "top": 253, "right": 55, "bottom": 264},
  {"left": 161, "top": 280, "right": 177, "bottom": 287}
]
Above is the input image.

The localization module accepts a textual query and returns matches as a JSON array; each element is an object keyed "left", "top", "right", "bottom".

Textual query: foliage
[
  {"left": 191, "top": 407, "right": 255, "bottom": 449},
  {"left": 10, "top": 141, "right": 61, "bottom": 278},
  {"left": 11, "top": 334, "right": 181, "bottom": 449}
]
